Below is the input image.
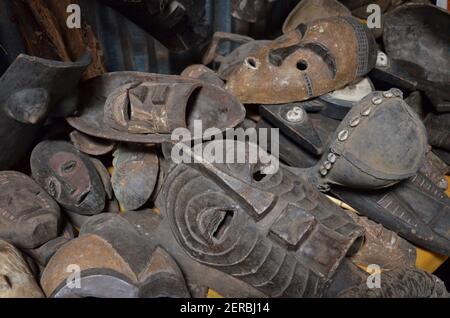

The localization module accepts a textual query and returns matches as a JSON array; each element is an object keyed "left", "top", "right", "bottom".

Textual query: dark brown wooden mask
[
  {"left": 159, "top": 141, "right": 363, "bottom": 297},
  {"left": 31, "top": 141, "right": 106, "bottom": 215},
  {"left": 0, "top": 171, "right": 60, "bottom": 249}
]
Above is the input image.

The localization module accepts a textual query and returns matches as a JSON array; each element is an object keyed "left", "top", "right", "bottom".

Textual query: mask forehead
[
  {"left": 204, "top": 140, "right": 284, "bottom": 195},
  {"left": 48, "top": 151, "right": 90, "bottom": 185}
]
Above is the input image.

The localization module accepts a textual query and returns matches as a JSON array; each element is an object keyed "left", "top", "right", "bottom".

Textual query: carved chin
[{"left": 74, "top": 190, "right": 105, "bottom": 215}]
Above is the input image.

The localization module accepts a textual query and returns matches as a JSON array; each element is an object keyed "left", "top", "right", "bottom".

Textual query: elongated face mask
[
  {"left": 162, "top": 141, "right": 363, "bottom": 297},
  {"left": 67, "top": 73, "right": 246, "bottom": 144},
  {"left": 226, "top": 16, "right": 377, "bottom": 104}
]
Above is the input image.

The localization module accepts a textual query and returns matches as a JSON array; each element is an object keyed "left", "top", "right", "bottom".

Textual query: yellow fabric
[
  {"left": 207, "top": 289, "right": 223, "bottom": 298},
  {"left": 416, "top": 247, "right": 447, "bottom": 273},
  {"left": 107, "top": 166, "right": 114, "bottom": 175},
  {"left": 152, "top": 207, "right": 161, "bottom": 215},
  {"left": 446, "top": 175, "right": 450, "bottom": 197}
]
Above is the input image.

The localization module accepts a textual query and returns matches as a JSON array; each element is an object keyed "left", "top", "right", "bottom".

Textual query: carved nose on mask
[
  {"left": 59, "top": 178, "right": 77, "bottom": 197},
  {"left": 17, "top": 211, "right": 58, "bottom": 248},
  {"left": 269, "top": 204, "right": 316, "bottom": 250},
  {"left": 5, "top": 88, "right": 50, "bottom": 124}
]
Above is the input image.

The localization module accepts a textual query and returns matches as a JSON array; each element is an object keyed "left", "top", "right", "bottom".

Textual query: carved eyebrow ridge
[
  {"left": 303, "top": 42, "right": 337, "bottom": 78},
  {"left": 268, "top": 42, "right": 337, "bottom": 79}
]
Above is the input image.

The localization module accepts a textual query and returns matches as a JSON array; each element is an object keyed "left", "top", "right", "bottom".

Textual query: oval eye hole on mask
[
  {"left": 126, "top": 97, "right": 132, "bottom": 121},
  {"left": 199, "top": 207, "right": 236, "bottom": 243},
  {"left": 297, "top": 60, "right": 308, "bottom": 71},
  {"left": 253, "top": 169, "right": 267, "bottom": 182},
  {"left": 61, "top": 160, "right": 77, "bottom": 174},
  {"left": 296, "top": 23, "right": 307, "bottom": 37},
  {"left": 245, "top": 57, "right": 258, "bottom": 70},
  {"left": 212, "top": 209, "right": 234, "bottom": 242},
  {"left": 252, "top": 160, "right": 277, "bottom": 182}
]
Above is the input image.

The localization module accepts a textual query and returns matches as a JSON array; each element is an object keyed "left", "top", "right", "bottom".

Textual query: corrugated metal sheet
[
  {"left": 79, "top": 0, "right": 235, "bottom": 74},
  {"left": 79, "top": 0, "right": 299, "bottom": 74},
  {"left": 79, "top": 0, "right": 171, "bottom": 74},
  {"left": 0, "top": 0, "right": 299, "bottom": 74}
]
